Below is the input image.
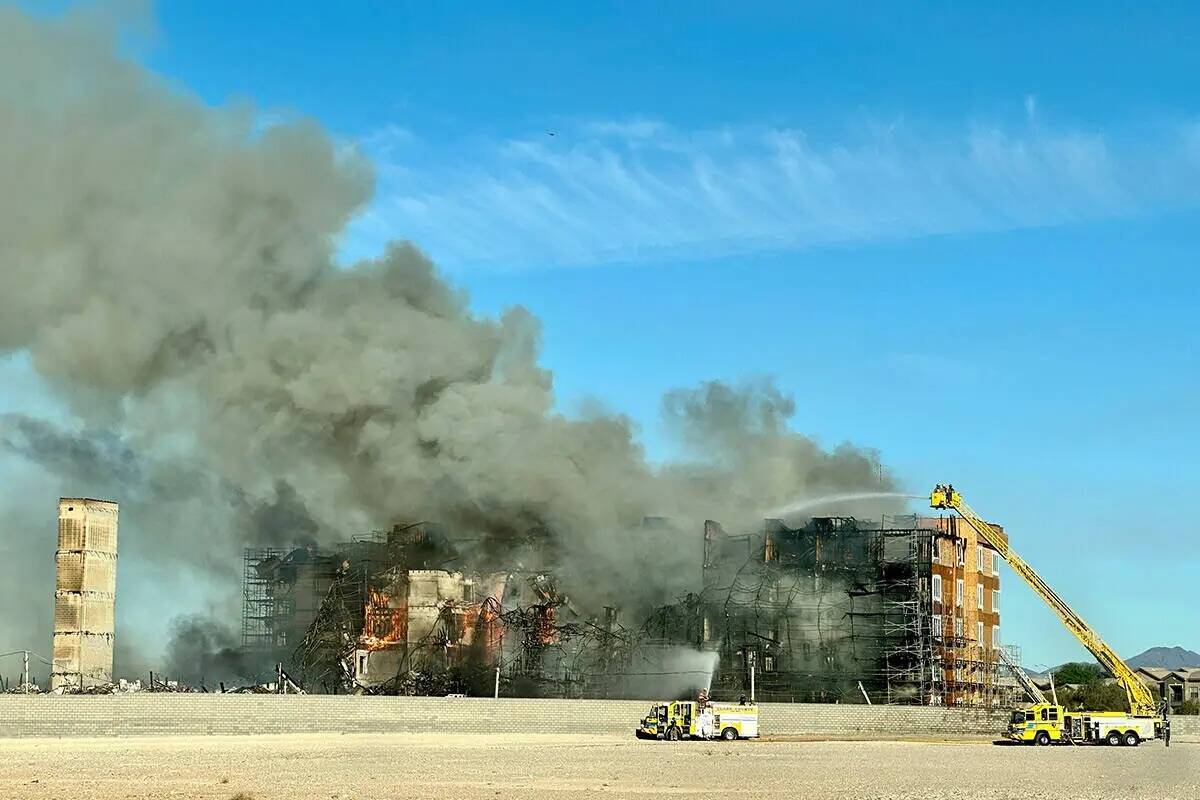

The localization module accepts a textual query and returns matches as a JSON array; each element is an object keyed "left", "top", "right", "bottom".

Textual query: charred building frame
[
  {"left": 239, "top": 513, "right": 1019, "bottom": 706},
  {"left": 688, "top": 514, "right": 1018, "bottom": 706}
]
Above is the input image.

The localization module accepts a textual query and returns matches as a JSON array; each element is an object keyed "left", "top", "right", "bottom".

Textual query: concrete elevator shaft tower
[{"left": 52, "top": 498, "right": 118, "bottom": 691}]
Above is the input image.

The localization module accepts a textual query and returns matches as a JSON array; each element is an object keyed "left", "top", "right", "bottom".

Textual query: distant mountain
[
  {"left": 1127, "top": 647, "right": 1200, "bottom": 670},
  {"left": 1010, "top": 647, "right": 1199, "bottom": 678},
  {"left": 1013, "top": 647, "right": 1199, "bottom": 678}
]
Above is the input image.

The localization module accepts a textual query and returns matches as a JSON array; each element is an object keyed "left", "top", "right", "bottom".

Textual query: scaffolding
[
  {"left": 241, "top": 532, "right": 395, "bottom": 653},
  {"left": 924, "top": 514, "right": 1015, "bottom": 708},
  {"left": 879, "top": 522, "right": 935, "bottom": 704},
  {"left": 292, "top": 561, "right": 370, "bottom": 692},
  {"left": 935, "top": 638, "right": 1023, "bottom": 708},
  {"left": 241, "top": 547, "right": 283, "bottom": 653},
  {"left": 694, "top": 517, "right": 905, "bottom": 703},
  {"left": 686, "top": 515, "right": 1008, "bottom": 706}
]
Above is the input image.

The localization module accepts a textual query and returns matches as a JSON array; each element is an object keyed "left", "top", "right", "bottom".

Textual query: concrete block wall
[
  {"left": 764, "top": 702, "right": 1010, "bottom": 737},
  {"left": 1175, "top": 715, "right": 1200, "bottom": 741},
  {"left": 0, "top": 695, "right": 1194, "bottom": 741},
  {"left": 0, "top": 696, "right": 994, "bottom": 739}
]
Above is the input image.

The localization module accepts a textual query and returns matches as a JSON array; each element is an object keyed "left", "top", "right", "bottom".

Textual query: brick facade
[{"left": 928, "top": 515, "right": 1005, "bottom": 706}]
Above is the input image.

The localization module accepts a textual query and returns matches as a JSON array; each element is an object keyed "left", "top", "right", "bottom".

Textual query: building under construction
[
  {"left": 241, "top": 513, "right": 1019, "bottom": 706},
  {"left": 682, "top": 514, "right": 1018, "bottom": 706}
]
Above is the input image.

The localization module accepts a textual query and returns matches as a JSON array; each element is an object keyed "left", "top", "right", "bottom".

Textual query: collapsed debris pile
[{"left": 3, "top": 683, "right": 43, "bottom": 694}]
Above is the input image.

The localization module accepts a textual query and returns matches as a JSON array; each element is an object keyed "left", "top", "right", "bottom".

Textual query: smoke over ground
[
  {"left": 0, "top": 7, "right": 900, "bottom": 675},
  {"left": 619, "top": 648, "right": 721, "bottom": 701},
  {"left": 161, "top": 616, "right": 252, "bottom": 687}
]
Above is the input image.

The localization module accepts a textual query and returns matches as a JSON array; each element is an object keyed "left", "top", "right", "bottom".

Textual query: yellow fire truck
[
  {"left": 636, "top": 699, "right": 759, "bottom": 741},
  {"left": 931, "top": 485, "right": 1165, "bottom": 746},
  {"left": 1008, "top": 705, "right": 1160, "bottom": 747}
]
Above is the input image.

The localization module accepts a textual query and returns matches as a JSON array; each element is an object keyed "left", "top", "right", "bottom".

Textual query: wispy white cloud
[
  {"left": 578, "top": 118, "right": 668, "bottom": 140},
  {"left": 342, "top": 116, "right": 1200, "bottom": 269},
  {"left": 357, "top": 123, "right": 417, "bottom": 157}
]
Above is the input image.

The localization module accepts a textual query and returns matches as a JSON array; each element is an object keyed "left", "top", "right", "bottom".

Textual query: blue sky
[{"left": 7, "top": 0, "right": 1200, "bottom": 669}]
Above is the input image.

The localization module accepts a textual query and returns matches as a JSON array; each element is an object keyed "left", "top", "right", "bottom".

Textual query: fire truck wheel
[
  {"left": 1123, "top": 731, "right": 1140, "bottom": 747},
  {"left": 665, "top": 726, "right": 681, "bottom": 742},
  {"left": 720, "top": 727, "right": 738, "bottom": 741},
  {"left": 1106, "top": 730, "right": 1123, "bottom": 746},
  {"left": 1034, "top": 731, "right": 1051, "bottom": 746}
]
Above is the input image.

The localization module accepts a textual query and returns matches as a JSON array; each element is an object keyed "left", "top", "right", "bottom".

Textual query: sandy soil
[{"left": 0, "top": 733, "right": 1196, "bottom": 800}]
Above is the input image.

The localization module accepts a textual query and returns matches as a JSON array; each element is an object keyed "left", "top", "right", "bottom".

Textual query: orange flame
[
  {"left": 536, "top": 605, "right": 557, "bottom": 646},
  {"left": 361, "top": 589, "right": 407, "bottom": 651}
]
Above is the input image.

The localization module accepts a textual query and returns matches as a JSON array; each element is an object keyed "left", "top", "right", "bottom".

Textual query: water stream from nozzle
[
  {"left": 766, "top": 491, "right": 925, "bottom": 518},
  {"left": 700, "top": 650, "right": 720, "bottom": 692}
]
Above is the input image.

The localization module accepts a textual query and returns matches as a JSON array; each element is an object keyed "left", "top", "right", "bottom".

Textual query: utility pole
[
  {"left": 494, "top": 666, "right": 501, "bottom": 699},
  {"left": 748, "top": 650, "right": 756, "bottom": 703},
  {"left": 1, "top": 650, "right": 45, "bottom": 693}
]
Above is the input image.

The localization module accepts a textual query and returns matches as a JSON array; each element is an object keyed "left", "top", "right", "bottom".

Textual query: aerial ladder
[
  {"left": 994, "top": 643, "right": 1048, "bottom": 705},
  {"left": 930, "top": 485, "right": 1164, "bottom": 745}
]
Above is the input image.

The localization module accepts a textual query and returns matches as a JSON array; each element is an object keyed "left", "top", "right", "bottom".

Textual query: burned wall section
[
  {"left": 243, "top": 522, "right": 485, "bottom": 693},
  {"left": 689, "top": 516, "right": 934, "bottom": 703},
  {"left": 238, "top": 516, "right": 706, "bottom": 698},
  {"left": 681, "top": 514, "right": 1017, "bottom": 707}
]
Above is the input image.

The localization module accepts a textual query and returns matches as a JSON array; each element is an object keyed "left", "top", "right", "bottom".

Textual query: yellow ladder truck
[{"left": 930, "top": 485, "right": 1165, "bottom": 746}]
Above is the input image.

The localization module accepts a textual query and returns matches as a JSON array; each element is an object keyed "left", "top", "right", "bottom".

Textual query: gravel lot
[{"left": 0, "top": 733, "right": 1195, "bottom": 800}]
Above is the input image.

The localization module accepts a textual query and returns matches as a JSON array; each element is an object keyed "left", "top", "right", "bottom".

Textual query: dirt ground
[{"left": 0, "top": 733, "right": 1196, "bottom": 800}]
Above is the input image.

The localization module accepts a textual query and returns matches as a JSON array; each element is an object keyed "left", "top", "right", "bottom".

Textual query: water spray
[{"left": 766, "top": 491, "right": 924, "bottom": 518}]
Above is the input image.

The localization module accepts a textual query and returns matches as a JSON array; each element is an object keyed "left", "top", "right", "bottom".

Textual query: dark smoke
[
  {"left": 0, "top": 6, "right": 901, "bottom": 672},
  {"left": 0, "top": 415, "right": 142, "bottom": 489},
  {"left": 232, "top": 480, "right": 322, "bottom": 548},
  {"left": 162, "top": 615, "right": 254, "bottom": 687}
]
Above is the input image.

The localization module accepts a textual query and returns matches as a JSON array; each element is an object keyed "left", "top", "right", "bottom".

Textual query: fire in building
[
  {"left": 52, "top": 498, "right": 119, "bottom": 691},
  {"left": 240, "top": 513, "right": 1018, "bottom": 706},
  {"left": 693, "top": 514, "right": 1014, "bottom": 706}
]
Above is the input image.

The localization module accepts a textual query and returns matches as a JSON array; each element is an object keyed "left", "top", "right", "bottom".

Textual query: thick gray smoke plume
[
  {"left": 0, "top": 7, "right": 899, "bottom": 674},
  {"left": 161, "top": 616, "right": 252, "bottom": 687}
]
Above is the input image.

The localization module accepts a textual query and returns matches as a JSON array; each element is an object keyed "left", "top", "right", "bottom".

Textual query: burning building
[
  {"left": 349, "top": 568, "right": 508, "bottom": 690},
  {"left": 238, "top": 511, "right": 1016, "bottom": 706},
  {"left": 685, "top": 514, "right": 1017, "bottom": 706}
]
